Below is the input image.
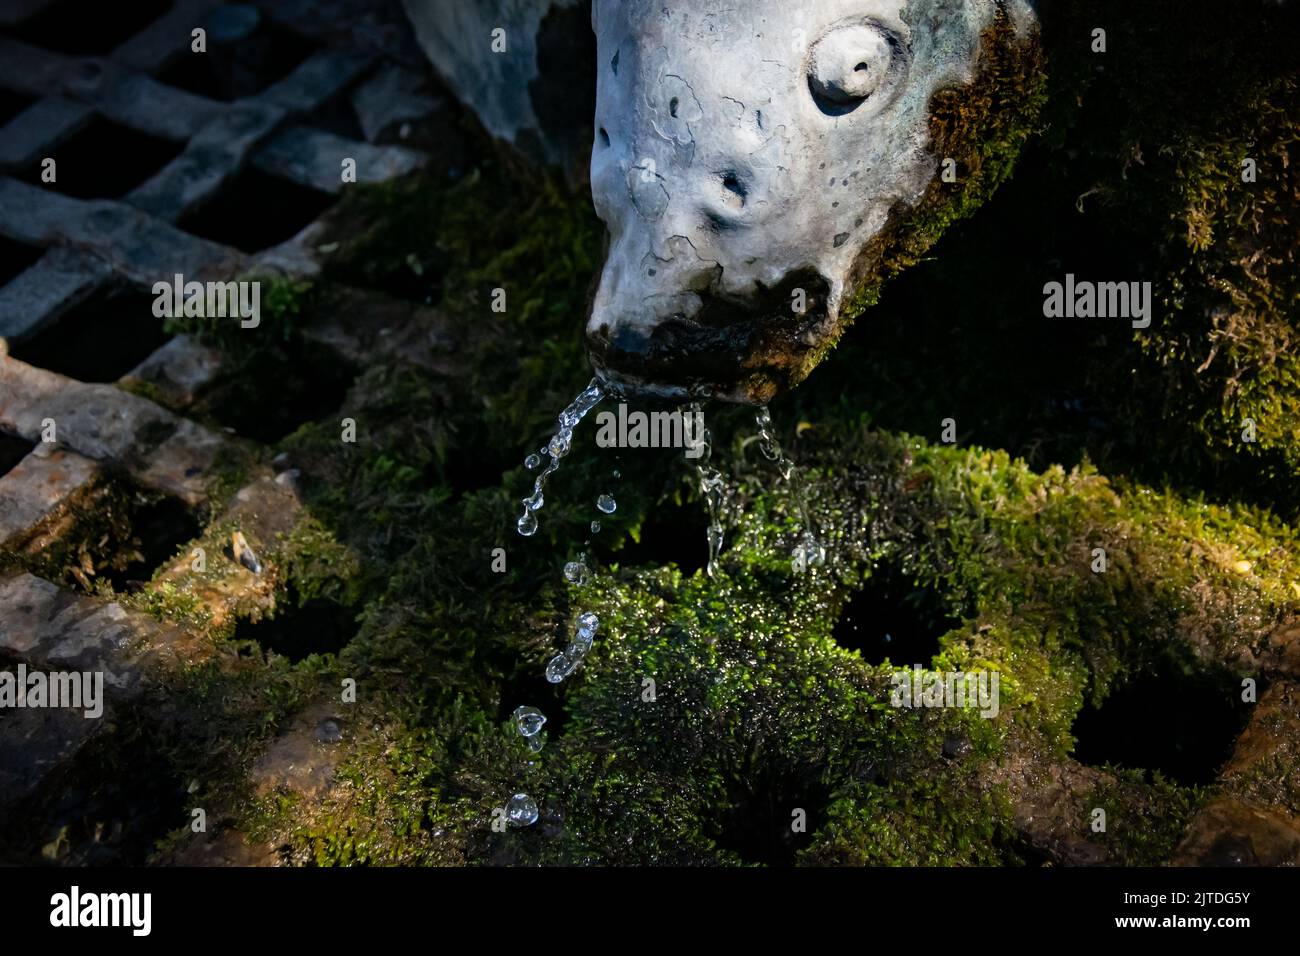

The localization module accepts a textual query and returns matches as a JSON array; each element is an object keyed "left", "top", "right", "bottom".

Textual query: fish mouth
[{"left": 586, "top": 268, "right": 836, "bottom": 405}]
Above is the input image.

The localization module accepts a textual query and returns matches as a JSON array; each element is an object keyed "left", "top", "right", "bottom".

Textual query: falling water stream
[
  {"left": 755, "top": 406, "right": 825, "bottom": 572},
  {"left": 516, "top": 379, "right": 605, "bottom": 537},
  {"left": 689, "top": 401, "right": 727, "bottom": 576},
  {"left": 502, "top": 387, "right": 821, "bottom": 826}
]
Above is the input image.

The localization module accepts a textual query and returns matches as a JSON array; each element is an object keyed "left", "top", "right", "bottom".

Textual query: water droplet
[
  {"left": 514, "top": 381, "right": 605, "bottom": 539},
  {"left": 590, "top": 520, "right": 601, "bottom": 533},
  {"left": 506, "top": 793, "right": 539, "bottom": 827},
  {"left": 596, "top": 494, "right": 617, "bottom": 514},
  {"left": 545, "top": 652, "right": 577, "bottom": 683},
  {"left": 525, "top": 453, "right": 541, "bottom": 470},
  {"left": 563, "top": 557, "right": 590, "bottom": 585},
  {"left": 527, "top": 733, "right": 545, "bottom": 753},
  {"left": 512, "top": 705, "right": 547, "bottom": 738}
]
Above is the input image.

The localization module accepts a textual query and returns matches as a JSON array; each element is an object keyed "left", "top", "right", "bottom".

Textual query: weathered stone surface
[
  {"left": 0, "top": 572, "right": 149, "bottom": 683},
  {"left": 120, "top": 334, "right": 223, "bottom": 409},
  {"left": 0, "top": 247, "right": 115, "bottom": 345},
  {"left": 0, "top": 179, "right": 240, "bottom": 286},
  {"left": 249, "top": 701, "right": 346, "bottom": 799},
  {"left": 0, "top": 573, "right": 199, "bottom": 808},
  {"left": 0, "top": 447, "right": 101, "bottom": 550},
  {"left": 583, "top": 0, "right": 1039, "bottom": 402},
  {"left": 0, "top": 356, "right": 226, "bottom": 505},
  {"left": 349, "top": 62, "right": 446, "bottom": 143},
  {"left": 251, "top": 125, "right": 426, "bottom": 194},
  {"left": 0, "top": 96, "right": 95, "bottom": 171},
  {"left": 127, "top": 101, "right": 288, "bottom": 223},
  {"left": 998, "top": 753, "right": 1111, "bottom": 865},
  {"left": 401, "top": 0, "right": 593, "bottom": 165}
]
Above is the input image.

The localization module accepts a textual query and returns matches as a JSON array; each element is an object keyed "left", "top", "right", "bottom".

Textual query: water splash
[
  {"left": 545, "top": 611, "right": 600, "bottom": 684},
  {"left": 754, "top": 407, "right": 825, "bottom": 572},
  {"left": 690, "top": 402, "right": 727, "bottom": 577},
  {"left": 596, "top": 493, "right": 617, "bottom": 514},
  {"left": 563, "top": 553, "right": 591, "bottom": 585},
  {"left": 506, "top": 793, "right": 539, "bottom": 827},
  {"left": 517, "top": 380, "right": 605, "bottom": 537},
  {"left": 512, "top": 705, "right": 547, "bottom": 739}
]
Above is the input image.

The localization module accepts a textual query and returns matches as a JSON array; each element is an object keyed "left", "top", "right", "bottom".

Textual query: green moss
[{"left": 71, "top": 28, "right": 1299, "bottom": 863}]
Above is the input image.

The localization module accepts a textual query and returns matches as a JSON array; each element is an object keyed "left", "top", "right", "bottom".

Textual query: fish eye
[{"left": 806, "top": 21, "right": 908, "bottom": 116}]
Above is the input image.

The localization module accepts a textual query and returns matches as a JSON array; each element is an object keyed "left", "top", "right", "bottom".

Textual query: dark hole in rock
[
  {"left": 9, "top": 285, "right": 169, "bottom": 382},
  {"left": 833, "top": 561, "right": 961, "bottom": 665},
  {"left": 305, "top": 91, "right": 367, "bottom": 142},
  {"left": 196, "top": 339, "right": 353, "bottom": 443},
  {"left": 1071, "top": 655, "right": 1254, "bottom": 787},
  {"left": 605, "top": 500, "right": 706, "bottom": 576},
  {"left": 710, "top": 769, "right": 830, "bottom": 866},
  {"left": 103, "top": 495, "right": 201, "bottom": 593},
  {"left": 0, "top": 87, "right": 36, "bottom": 126},
  {"left": 0, "top": 235, "right": 43, "bottom": 287},
  {"left": 18, "top": 117, "right": 183, "bottom": 200},
  {"left": 3, "top": 0, "right": 171, "bottom": 56},
  {"left": 178, "top": 166, "right": 335, "bottom": 252},
  {"left": 156, "top": 18, "right": 317, "bottom": 102},
  {"left": 234, "top": 589, "right": 359, "bottom": 663},
  {"left": 0, "top": 432, "right": 35, "bottom": 477}
]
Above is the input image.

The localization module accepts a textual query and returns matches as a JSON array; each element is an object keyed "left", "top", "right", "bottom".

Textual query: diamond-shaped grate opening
[
  {"left": 0, "top": 431, "right": 35, "bottom": 478},
  {"left": 18, "top": 117, "right": 184, "bottom": 200},
  {"left": 0, "top": 86, "right": 37, "bottom": 126},
  {"left": 156, "top": 18, "right": 317, "bottom": 102},
  {"left": 1072, "top": 654, "right": 1255, "bottom": 787},
  {"left": 2, "top": 0, "right": 173, "bottom": 56},
  {"left": 178, "top": 165, "right": 335, "bottom": 252},
  {"left": 232, "top": 586, "right": 361, "bottom": 663},
  {"left": 102, "top": 491, "right": 203, "bottom": 594},
  {"left": 0, "top": 235, "right": 43, "bottom": 287},
  {"left": 9, "top": 284, "right": 169, "bottom": 382},
  {"left": 833, "top": 561, "right": 962, "bottom": 666},
  {"left": 304, "top": 90, "right": 367, "bottom": 142}
]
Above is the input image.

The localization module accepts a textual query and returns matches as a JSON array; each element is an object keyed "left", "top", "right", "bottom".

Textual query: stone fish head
[{"left": 585, "top": 0, "right": 1040, "bottom": 403}]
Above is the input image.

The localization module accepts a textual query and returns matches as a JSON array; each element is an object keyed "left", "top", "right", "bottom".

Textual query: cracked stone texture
[{"left": 584, "top": 0, "right": 1037, "bottom": 402}]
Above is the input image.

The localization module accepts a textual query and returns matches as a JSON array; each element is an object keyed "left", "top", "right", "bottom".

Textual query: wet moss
[{"left": 68, "top": 22, "right": 1300, "bottom": 864}]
